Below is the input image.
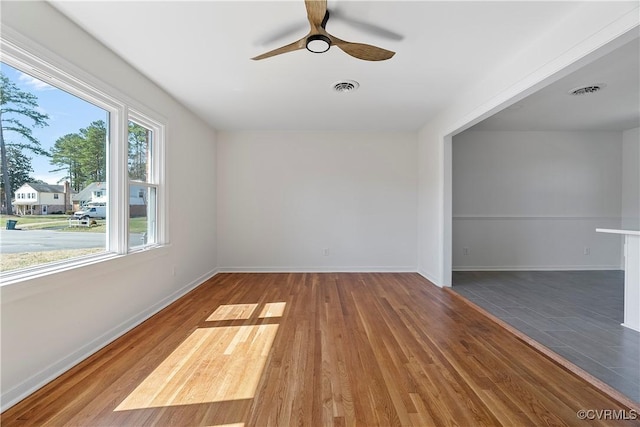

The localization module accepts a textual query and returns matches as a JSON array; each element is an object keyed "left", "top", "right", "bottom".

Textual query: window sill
[{"left": 1, "top": 244, "right": 171, "bottom": 303}]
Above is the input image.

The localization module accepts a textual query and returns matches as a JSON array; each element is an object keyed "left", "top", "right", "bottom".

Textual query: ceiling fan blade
[
  {"left": 305, "top": 0, "right": 327, "bottom": 28},
  {"left": 251, "top": 1, "right": 395, "bottom": 62},
  {"left": 330, "top": 8, "right": 403, "bottom": 41},
  {"left": 251, "top": 37, "right": 307, "bottom": 60},
  {"left": 330, "top": 37, "right": 395, "bottom": 61},
  {"left": 257, "top": 22, "right": 308, "bottom": 46}
]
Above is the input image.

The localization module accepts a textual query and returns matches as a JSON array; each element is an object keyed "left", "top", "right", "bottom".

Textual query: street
[{"left": 0, "top": 229, "right": 144, "bottom": 253}]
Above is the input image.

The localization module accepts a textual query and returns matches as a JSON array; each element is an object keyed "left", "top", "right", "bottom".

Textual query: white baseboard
[
  {"left": 452, "top": 265, "right": 622, "bottom": 271},
  {"left": 418, "top": 269, "right": 444, "bottom": 287},
  {"left": 217, "top": 266, "right": 417, "bottom": 273},
  {"left": 0, "top": 268, "right": 220, "bottom": 412},
  {"left": 621, "top": 323, "right": 640, "bottom": 333}
]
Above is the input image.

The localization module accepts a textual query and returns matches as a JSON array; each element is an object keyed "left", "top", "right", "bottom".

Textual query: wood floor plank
[{"left": 2, "top": 273, "right": 638, "bottom": 426}]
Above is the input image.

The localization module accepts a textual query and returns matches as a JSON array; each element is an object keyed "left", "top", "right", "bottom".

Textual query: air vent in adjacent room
[{"left": 568, "top": 84, "right": 606, "bottom": 96}]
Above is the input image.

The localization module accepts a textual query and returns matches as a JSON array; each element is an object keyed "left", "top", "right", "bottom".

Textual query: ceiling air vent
[
  {"left": 333, "top": 80, "right": 359, "bottom": 93},
  {"left": 568, "top": 84, "right": 606, "bottom": 96}
]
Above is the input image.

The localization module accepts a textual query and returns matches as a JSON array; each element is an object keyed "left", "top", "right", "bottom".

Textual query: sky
[{"left": 1, "top": 62, "right": 108, "bottom": 185}]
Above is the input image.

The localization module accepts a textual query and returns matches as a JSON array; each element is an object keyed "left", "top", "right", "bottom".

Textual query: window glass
[
  {"left": 128, "top": 121, "right": 150, "bottom": 182},
  {"left": 1, "top": 62, "right": 108, "bottom": 273},
  {"left": 128, "top": 121, "right": 157, "bottom": 250},
  {"left": 1, "top": 41, "right": 165, "bottom": 282}
]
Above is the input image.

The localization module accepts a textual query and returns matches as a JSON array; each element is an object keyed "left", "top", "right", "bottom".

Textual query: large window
[{"left": 0, "top": 38, "right": 165, "bottom": 280}]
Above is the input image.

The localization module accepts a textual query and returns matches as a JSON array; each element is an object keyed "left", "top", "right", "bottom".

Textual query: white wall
[
  {"left": 217, "top": 131, "right": 417, "bottom": 271},
  {"left": 622, "top": 127, "right": 640, "bottom": 230},
  {"left": 1, "top": 0, "right": 637, "bottom": 411},
  {"left": 417, "top": 3, "right": 639, "bottom": 285},
  {"left": 452, "top": 131, "right": 623, "bottom": 270},
  {"left": 0, "top": 2, "right": 217, "bottom": 409}
]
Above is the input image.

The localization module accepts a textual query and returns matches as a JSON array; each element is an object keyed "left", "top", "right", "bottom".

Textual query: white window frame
[
  {"left": 1, "top": 30, "right": 167, "bottom": 285},
  {"left": 126, "top": 111, "right": 166, "bottom": 252}
]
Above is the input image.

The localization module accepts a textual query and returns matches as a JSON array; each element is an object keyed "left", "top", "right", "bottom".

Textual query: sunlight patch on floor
[
  {"left": 259, "top": 302, "right": 286, "bottom": 318},
  {"left": 207, "top": 304, "right": 259, "bottom": 321},
  {"left": 115, "top": 324, "right": 279, "bottom": 410}
]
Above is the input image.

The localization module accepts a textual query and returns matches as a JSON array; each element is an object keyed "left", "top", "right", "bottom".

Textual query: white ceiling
[
  {"left": 49, "top": 1, "right": 637, "bottom": 132},
  {"left": 471, "top": 37, "right": 640, "bottom": 131}
]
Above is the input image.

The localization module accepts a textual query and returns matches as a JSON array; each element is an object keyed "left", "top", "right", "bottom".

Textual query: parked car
[{"left": 73, "top": 204, "right": 106, "bottom": 219}]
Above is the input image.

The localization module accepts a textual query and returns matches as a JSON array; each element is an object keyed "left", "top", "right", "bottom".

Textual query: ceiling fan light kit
[
  {"left": 252, "top": 0, "right": 395, "bottom": 61},
  {"left": 306, "top": 34, "right": 331, "bottom": 53}
]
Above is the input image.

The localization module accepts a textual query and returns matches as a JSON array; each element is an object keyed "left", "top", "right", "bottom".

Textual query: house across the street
[
  {"left": 71, "top": 182, "right": 107, "bottom": 212},
  {"left": 72, "top": 182, "right": 148, "bottom": 216},
  {"left": 11, "top": 181, "right": 147, "bottom": 217},
  {"left": 12, "top": 182, "right": 72, "bottom": 215}
]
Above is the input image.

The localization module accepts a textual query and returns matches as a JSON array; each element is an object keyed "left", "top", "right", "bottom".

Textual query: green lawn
[
  {"left": 0, "top": 214, "right": 68, "bottom": 227},
  {"left": 1, "top": 248, "right": 104, "bottom": 272},
  {"left": 0, "top": 215, "right": 148, "bottom": 233},
  {"left": 129, "top": 217, "right": 148, "bottom": 233}
]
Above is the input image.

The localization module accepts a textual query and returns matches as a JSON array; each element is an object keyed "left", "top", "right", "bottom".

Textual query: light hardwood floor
[{"left": 2, "top": 273, "right": 638, "bottom": 426}]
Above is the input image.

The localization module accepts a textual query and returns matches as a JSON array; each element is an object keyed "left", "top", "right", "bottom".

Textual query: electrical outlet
[
  {"left": 323, "top": 248, "right": 330, "bottom": 256},
  {"left": 463, "top": 247, "right": 469, "bottom": 256},
  {"left": 584, "top": 247, "right": 591, "bottom": 255}
]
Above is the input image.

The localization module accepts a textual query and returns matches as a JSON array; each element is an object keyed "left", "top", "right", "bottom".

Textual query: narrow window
[{"left": 128, "top": 119, "right": 160, "bottom": 250}]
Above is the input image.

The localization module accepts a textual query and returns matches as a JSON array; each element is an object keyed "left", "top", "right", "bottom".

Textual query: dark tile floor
[{"left": 452, "top": 270, "right": 640, "bottom": 403}]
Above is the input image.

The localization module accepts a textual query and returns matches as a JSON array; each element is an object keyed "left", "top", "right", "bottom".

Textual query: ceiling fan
[{"left": 252, "top": 0, "right": 395, "bottom": 61}]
